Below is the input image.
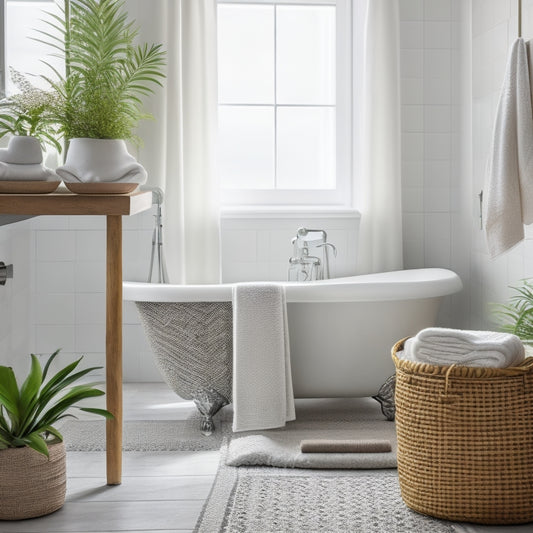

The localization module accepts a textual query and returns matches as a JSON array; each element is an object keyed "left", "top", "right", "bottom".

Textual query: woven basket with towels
[{"left": 392, "top": 336, "right": 533, "bottom": 525}]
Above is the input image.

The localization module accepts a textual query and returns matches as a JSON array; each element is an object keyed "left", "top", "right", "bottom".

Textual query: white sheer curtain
[
  {"left": 355, "top": 0, "right": 403, "bottom": 275},
  {"left": 129, "top": 0, "right": 220, "bottom": 284}
]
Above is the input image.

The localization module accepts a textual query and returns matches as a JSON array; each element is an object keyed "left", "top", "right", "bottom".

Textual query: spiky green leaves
[
  {"left": 493, "top": 279, "right": 533, "bottom": 341},
  {"left": 0, "top": 349, "right": 113, "bottom": 457}
]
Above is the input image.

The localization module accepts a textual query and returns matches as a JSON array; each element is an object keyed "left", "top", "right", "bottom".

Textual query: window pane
[
  {"left": 5, "top": 1, "right": 63, "bottom": 93},
  {"left": 276, "top": 106, "right": 335, "bottom": 189},
  {"left": 218, "top": 4, "right": 274, "bottom": 104},
  {"left": 218, "top": 105, "right": 275, "bottom": 189},
  {"left": 276, "top": 5, "right": 335, "bottom": 105}
]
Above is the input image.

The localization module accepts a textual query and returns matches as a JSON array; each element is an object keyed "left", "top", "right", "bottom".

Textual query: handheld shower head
[{"left": 140, "top": 185, "right": 165, "bottom": 205}]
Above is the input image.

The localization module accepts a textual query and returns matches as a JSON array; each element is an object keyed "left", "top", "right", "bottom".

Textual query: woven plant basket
[
  {"left": 0, "top": 441, "right": 66, "bottom": 520},
  {"left": 392, "top": 337, "right": 533, "bottom": 525}
]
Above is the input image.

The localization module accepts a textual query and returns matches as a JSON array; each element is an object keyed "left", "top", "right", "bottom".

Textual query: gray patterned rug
[
  {"left": 61, "top": 413, "right": 231, "bottom": 452},
  {"left": 194, "top": 440, "right": 456, "bottom": 533}
]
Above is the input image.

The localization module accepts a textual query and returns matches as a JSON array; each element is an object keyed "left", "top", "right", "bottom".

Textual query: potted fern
[
  {"left": 40, "top": 0, "right": 166, "bottom": 192},
  {"left": 493, "top": 279, "right": 533, "bottom": 356},
  {"left": 0, "top": 350, "right": 112, "bottom": 520}
]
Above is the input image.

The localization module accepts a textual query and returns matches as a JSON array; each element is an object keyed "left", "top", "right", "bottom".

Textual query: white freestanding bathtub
[{"left": 124, "top": 268, "right": 462, "bottom": 431}]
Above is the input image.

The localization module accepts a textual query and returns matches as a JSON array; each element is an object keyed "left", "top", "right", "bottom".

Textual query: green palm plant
[
  {"left": 0, "top": 350, "right": 112, "bottom": 457},
  {"left": 493, "top": 279, "right": 533, "bottom": 342},
  {"left": 37, "top": 0, "right": 166, "bottom": 142}
]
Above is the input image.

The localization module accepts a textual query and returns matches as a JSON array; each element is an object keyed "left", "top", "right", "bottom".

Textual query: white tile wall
[
  {"left": 0, "top": 204, "right": 159, "bottom": 381},
  {"left": 400, "top": 0, "right": 470, "bottom": 328},
  {"left": 220, "top": 212, "right": 360, "bottom": 283},
  {"left": 0, "top": 219, "right": 33, "bottom": 377},
  {"left": 28, "top": 210, "right": 160, "bottom": 382},
  {"left": 469, "top": 0, "right": 533, "bottom": 329}
]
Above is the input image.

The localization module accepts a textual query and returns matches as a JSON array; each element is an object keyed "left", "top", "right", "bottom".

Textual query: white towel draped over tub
[
  {"left": 485, "top": 38, "right": 533, "bottom": 257},
  {"left": 401, "top": 327, "right": 525, "bottom": 368},
  {"left": 232, "top": 283, "right": 295, "bottom": 432}
]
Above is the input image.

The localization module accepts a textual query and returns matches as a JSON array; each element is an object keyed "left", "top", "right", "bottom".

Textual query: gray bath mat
[
  {"left": 227, "top": 396, "right": 397, "bottom": 468},
  {"left": 195, "top": 440, "right": 455, "bottom": 533},
  {"left": 61, "top": 417, "right": 231, "bottom": 452}
]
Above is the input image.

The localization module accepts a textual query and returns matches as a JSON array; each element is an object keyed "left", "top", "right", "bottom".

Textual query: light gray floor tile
[
  {"left": 66, "top": 450, "right": 220, "bottom": 477},
  {"left": 66, "top": 476, "right": 215, "bottom": 502},
  {"left": 0, "top": 501, "right": 204, "bottom": 532},
  {"left": 452, "top": 525, "right": 533, "bottom": 532}
]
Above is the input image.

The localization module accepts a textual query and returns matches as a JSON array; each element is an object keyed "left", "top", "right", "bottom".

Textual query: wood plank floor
[{"left": 2, "top": 383, "right": 531, "bottom": 532}]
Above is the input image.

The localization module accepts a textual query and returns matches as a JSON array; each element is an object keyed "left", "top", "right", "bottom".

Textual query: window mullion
[
  {"left": 273, "top": 4, "right": 278, "bottom": 190},
  {"left": 217, "top": 0, "right": 348, "bottom": 207},
  {"left": 0, "top": 0, "right": 4, "bottom": 97}
]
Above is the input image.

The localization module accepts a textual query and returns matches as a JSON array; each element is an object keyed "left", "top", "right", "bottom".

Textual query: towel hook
[{"left": 478, "top": 190, "right": 483, "bottom": 230}]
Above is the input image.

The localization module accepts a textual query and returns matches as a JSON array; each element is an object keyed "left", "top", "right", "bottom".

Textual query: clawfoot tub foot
[
  {"left": 372, "top": 374, "right": 396, "bottom": 421},
  {"left": 192, "top": 388, "right": 229, "bottom": 436}
]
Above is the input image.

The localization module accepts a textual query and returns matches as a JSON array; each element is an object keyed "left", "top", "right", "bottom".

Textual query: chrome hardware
[
  {"left": 145, "top": 187, "right": 168, "bottom": 284},
  {"left": 316, "top": 242, "right": 337, "bottom": 280},
  {"left": 0, "top": 262, "right": 13, "bottom": 286},
  {"left": 288, "top": 228, "right": 336, "bottom": 281}
]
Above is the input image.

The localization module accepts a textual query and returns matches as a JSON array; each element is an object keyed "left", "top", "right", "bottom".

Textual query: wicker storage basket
[
  {"left": 392, "top": 338, "right": 533, "bottom": 525},
  {"left": 0, "top": 441, "right": 66, "bottom": 520}
]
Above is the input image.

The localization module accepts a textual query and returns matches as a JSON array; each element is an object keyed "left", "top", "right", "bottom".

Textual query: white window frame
[
  {"left": 1, "top": 0, "right": 56, "bottom": 95},
  {"left": 218, "top": 0, "right": 353, "bottom": 209},
  {"left": 0, "top": 1, "right": 5, "bottom": 96}
]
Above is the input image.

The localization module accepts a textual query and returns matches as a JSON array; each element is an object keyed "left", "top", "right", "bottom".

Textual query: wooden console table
[{"left": 0, "top": 189, "right": 153, "bottom": 485}]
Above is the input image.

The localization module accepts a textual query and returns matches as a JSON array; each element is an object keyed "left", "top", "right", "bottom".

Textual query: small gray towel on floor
[{"left": 300, "top": 439, "right": 392, "bottom": 454}]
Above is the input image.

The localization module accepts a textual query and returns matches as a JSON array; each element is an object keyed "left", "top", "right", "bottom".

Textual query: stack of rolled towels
[{"left": 399, "top": 327, "right": 525, "bottom": 368}]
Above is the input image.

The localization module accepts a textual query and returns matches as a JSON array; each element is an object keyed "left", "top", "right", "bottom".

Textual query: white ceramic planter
[
  {"left": 0, "top": 135, "right": 42, "bottom": 164},
  {"left": 0, "top": 136, "right": 57, "bottom": 183},
  {"left": 56, "top": 138, "right": 147, "bottom": 185}
]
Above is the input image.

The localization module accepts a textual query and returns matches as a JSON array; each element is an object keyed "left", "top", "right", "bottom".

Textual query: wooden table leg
[{"left": 106, "top": 215, "right": 123, "bottom": 485}]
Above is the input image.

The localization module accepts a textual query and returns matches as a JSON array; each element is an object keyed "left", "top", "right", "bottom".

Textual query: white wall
[
  {"left": 28, "top": 209, "right": 161, "bottom": 381},
  {"left": 0, "top": 0, "right": 476, "bottom": 381},
  {"left": 0, "top": 219, "right": 33, "bottom": 378},
  {"left": 399, "top": 0, "right": 470, "bottom": 327},
  {"left": 221, "top": 211, "right": 359, "bottom": 283},
  {"left": 470, "top": 0, "right": 533, "bottom": 329}
]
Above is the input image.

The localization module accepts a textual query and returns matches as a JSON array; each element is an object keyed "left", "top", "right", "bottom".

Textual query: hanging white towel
[
  {"left": 485, "top": 38, "right": 533, "bottom": 257},
  {"left": 232, "top": 283, "right": 295, "bottom": 432},
  {"left": 401, "top": 327, "right": 525, "bottom": 368}
]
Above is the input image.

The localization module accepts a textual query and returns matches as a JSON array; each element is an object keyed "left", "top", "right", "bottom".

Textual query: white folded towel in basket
[{"left": 402, "top": 327, "right": 525, "bottom": 368}]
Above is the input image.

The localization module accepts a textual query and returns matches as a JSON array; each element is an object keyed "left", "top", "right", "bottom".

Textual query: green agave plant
[
  {"left": 0, "top": 350, "right": 113, "bottom": 457},
  {"left": 37, "top": 0, "right": 166, "bottom": 142},
  {"left": 493, "top": 279, "right": 533, "bottom": 342}
]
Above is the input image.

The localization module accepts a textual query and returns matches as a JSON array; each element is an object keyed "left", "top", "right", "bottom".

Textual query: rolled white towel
[{"left": 402, "top": 328, "right": 525, "bottom": 368}]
